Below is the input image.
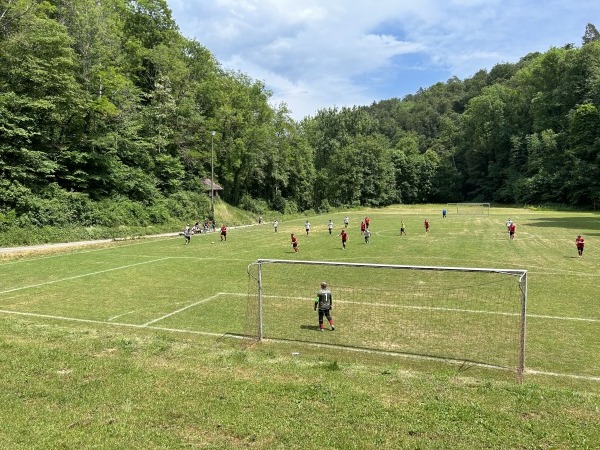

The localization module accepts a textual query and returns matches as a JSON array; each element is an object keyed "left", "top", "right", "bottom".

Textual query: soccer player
[
  {"left": 339, "top": 229, "right": 348, "bottom": 249},
  {"left": 183, "top": 224, "right": 191, "bottom": 245},
  {"left": 365, "top": 216, "right": 370, "bottom": 229},
  {"left": 400, "top": 220, "right": 406, "bottom": 236},
  {"left": 506, "top": 218, "right": 513, "bottom": 235},
  {"left": 273, "top": 220, "right": 279, "bottom": 232},
  {"left": 364, "top": 228, "right": 371, "bottom": 244},
  {"left": 576, "top": 235, "right": 585, "bottom": 257},
  {"left": 360, "top": 220, "right": 366, "bottom": 236},
  {"left": 442, "top": 209, "right": 447, "bottom": 218},
  {"left": 424, "top": 219, "right": 430, "bottom": 234},
  {"left": 305, "top": 221, "right": 311, "bottom": 236},
  {"left": 509, "top": 222, "right": 516, "bottom": 240},
  {"left": 291, "top": 233, "right": 299, "bottom": 252},
  {"left": 344, "top": 216, "right": 349, "bottom": 228},
  {"left": 328, "top": 219, "right": 333, "bottom": 235},
  {"left": 220, "top": 225, "right": 227, "bottom": 241},
  {"left": 314, "top": 281, "right": 335, "bottom": 331}
]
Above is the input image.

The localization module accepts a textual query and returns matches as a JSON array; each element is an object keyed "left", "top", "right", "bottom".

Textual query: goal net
[
  {"left": 247, "top": 259, "right": 527, "bottom": 381},
  {"left": 447, "top": 202, "right": 491, "bottom": 215}
]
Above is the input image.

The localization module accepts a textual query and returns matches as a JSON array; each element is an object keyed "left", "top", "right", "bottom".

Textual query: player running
[
  {"left": 291, "top": 233, "right": 299, "bottom": 252},
  {"left": 339, "top": 229, "right": 348, "bottom": 250},
  {"left": 183, "top": 224, "right": 191, "bottom": 245},
  {"left": 328, "top": 219, "right": 334, "bottom": 235},
  {"left": 576, "top": 235, "right": 585, "bottom": 257},
  {"left": 220, "top": 225, "right": 227, "bottom": 241}
]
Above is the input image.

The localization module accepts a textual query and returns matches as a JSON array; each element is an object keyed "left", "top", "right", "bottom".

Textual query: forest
[{"left": 2, "top": 0, "right": 600, "bottom": 232}]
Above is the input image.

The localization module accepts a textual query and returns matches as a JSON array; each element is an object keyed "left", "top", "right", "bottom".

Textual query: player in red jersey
[
  {"left": 424, "top": 219, "right": 430, "bottom": 234},
  {"left": 339, "top": 229, "right": 348, "bottom": 249},
  {"left": 509, "top": 222, "right": 516, "bottom": 240},
  {"left": 360, "top": 221, "right": 366, "bottom": 236},
  {"left": 576, "top": 235, "right": 585, "bottom": 257},
  {"left": 291, "top": 233, "right": 299, "bottom": 252},
  {"left": 220, "top": 225, "right": 227, "bottom": 241}
]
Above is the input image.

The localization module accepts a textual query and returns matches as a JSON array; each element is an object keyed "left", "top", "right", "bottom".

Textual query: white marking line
[
  {"left": 0, "top": 257, "right": 171, "bottom": 295},
  {"left": 526, "top": 369, "right": 600, "bottom": 382},
  {"left": 1, "top": 304, "right": 598, "bottom": 382},
  {"left": 108, "top": 310, "right": 139, "bottom": 321},
  {"left": 0, "top": 309, "right": 230, "bottom": 338},
  {"left": 260, "top": 337, "right": 600, "bottom": 382},
  {"left": 142, "top": 293, "right": 222, "bottom": 326},
  {"left": 261, "top": 295, "right": 600, "bottom": 323},
  {"left": 141, "top": 292, "right": 246, "bottom": 327}
]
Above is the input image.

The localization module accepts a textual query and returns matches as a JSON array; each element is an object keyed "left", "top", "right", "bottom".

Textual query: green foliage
[
  {"left": 239, "top": 194, "right": 268, "bottom": 215},
  {"left": 2, "top": 1, "right": 600, "bottom": 227}
]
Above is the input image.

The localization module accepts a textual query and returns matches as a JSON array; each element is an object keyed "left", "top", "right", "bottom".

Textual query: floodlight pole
[{"left": 210, "top": 131, "right": 216, "bottom": 220}]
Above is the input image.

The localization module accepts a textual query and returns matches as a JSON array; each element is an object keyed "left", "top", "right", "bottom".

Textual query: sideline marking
[
  {"left": 0, "top": 309, "right": 230, "bottom": 338},
  {"left": 0, "top": 258, "right": 171, "bottom": 295}
]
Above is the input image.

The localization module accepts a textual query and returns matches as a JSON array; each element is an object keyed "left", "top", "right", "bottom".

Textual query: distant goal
[
  {"left": 247, "top": 259, "right": 527, "bottom": 382},
  {"left": 447, "top": 202, "right": 491, "bottom": 215}
]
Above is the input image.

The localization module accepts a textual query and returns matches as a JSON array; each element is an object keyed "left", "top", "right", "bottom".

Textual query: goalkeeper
[{"left": 314, "top": 282, "right": 335, "bottom": 332}]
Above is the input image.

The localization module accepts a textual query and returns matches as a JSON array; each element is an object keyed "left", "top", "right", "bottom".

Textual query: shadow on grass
[
  {"left": 526, "top": 216, "right": 600, "bottom": 235},
  {"left": 300, "top": 324, "right": 321, "bottom": 331}
]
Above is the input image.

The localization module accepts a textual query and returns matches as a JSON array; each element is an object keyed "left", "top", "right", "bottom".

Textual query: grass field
[{"left": 1, "top": 205, "right": 599, "bottom": 449}]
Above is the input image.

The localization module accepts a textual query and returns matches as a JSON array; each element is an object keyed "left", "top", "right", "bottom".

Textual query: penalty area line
[{"left": 142, "top": 292, "right": 246, "bottom": 326}]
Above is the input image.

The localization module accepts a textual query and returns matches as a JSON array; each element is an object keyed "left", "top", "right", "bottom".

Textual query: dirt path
[{"left": 0, "top": 233, "right": 179, "bottom": 256}]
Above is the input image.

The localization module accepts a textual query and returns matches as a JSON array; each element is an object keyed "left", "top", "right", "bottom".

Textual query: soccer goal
[
  {"left": 447, "top": 202, "right": 491, "bottom": 215},
  {"left": 247, "top": 259, "right": 527, "bottom": 382}
]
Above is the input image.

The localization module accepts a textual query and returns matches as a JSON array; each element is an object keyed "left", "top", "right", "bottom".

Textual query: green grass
[{"left": 1, "top": 205, "right": 599, "bottom": 449}]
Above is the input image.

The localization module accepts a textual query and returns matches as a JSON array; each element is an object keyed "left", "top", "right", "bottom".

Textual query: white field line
[
  {"left": 525, "top": 369, "right": 600, "bottom": 382},
  {"left": 108, "top": 310, "right": 139, "bottom": 321},
  {"left": 260, "top": 295, "right": 600, "bottom": 323},
  {"left": 0, "top": 308, "right": 231, "bottom": 338},
  {"left": 0, "top": 302, "right": 598, "bottom": 382},
  {"left": 142, "top": 293, "right": 222, "bottom": 326},
  {"left": 259, "top": 337, "right": 600, "bottom": 382},
  {"left": 142, "top": 292, "right": 246, "bottom": 326},
  {"left": 0, "top": 257, "right": 171, "bottom": 295}
]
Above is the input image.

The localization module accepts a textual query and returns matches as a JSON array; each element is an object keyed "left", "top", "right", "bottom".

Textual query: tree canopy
[{"left": 1, "top": 2, "right": 599, "bottom": 229}]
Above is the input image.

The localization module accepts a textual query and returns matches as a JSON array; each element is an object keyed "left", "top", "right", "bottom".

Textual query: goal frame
[
  {"left": 447, "top": 202, "right": 491, "bottom": 215},
  {"left": 248, "top": 258, "right": 527, "bottom": 382}
]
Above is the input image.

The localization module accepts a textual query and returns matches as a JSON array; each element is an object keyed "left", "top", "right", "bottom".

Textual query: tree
[{"left": 582, "top": 23, "right": 600, "bottom": 45}]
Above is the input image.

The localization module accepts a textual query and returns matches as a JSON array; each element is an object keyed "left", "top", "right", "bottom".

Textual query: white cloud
[{"left": 168, "top": 0, "right": 600, "bottom": 119}]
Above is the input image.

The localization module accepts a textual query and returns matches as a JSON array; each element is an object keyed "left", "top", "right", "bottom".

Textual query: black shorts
[{"left": 318, "top": 309, "right": 332, "bottom": 321}]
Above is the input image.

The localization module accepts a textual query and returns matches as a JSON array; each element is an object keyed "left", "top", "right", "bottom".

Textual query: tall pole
[{"left": 210, "top": 131, "right": 215, "bottom": 220}]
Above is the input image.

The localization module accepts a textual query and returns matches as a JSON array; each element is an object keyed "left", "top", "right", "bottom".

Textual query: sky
[{"left": 167, "top": 0, "right": 600, "bottom": 120}]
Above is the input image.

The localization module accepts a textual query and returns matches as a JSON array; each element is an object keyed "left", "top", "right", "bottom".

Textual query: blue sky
[{"left": 167, "top": 0, "right": 600, "bottom": 120}]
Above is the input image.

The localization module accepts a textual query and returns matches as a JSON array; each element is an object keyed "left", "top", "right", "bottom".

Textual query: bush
[{"left": 239, "top": 194, "right": 268, "bottom": 215}]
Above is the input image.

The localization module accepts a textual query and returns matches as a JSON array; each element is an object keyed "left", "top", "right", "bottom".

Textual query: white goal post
[
  {"left": 447, "top": 202, "right": 491, "bottom": 215},
  {"left": 247, "top": 259, "right": 527, "bottom": 382}
]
